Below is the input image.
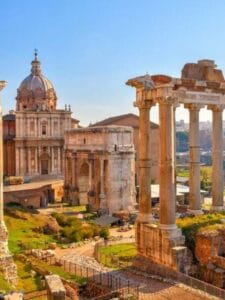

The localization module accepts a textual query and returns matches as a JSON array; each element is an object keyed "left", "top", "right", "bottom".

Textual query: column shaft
[
  {"left": 159, "top": 101, "right": 176, "bottom": 227},
  {"left": 212, "top": 107, "right": 224, "bottom": 209},
  {"left": 138, "top": 106, "right": 152, "bottom": 222},
  {"left": 100, "top": 158, "right": 107, "bottom": 209},
  {"left": 188, "top": 105, "right": 201, "bottom": 212}
]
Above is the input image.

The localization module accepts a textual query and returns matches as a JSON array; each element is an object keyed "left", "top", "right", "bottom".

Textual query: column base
[
  {"left": 159, "top": 223, "right": 183, "bottom": 239},
  {"left": 135, "top": 222, "right": 191, "bottom": 272},
  {"left": 187, "top": 209, "right": 203, "bottom": 215},
  {"left": 137, "top": 212, "right": 154, "bottom": 223},
  {"left": 210, "top": 205, "right": 225, "bottom": 212}
]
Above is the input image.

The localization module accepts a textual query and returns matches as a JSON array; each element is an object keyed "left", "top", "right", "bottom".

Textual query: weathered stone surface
[
  {"left": 45, "top": 274, "right": 66, "bottom": 300},
  {"left": 64, "top": 126, "right": 136, "bottom": 215},
  {"left": 182, "top": 59, "right": 224, "bottom": 82}
]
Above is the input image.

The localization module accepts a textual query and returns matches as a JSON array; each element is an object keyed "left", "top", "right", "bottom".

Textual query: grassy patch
[
  {"left": 0, "top": 273, "right": 11, "bottom": 293},
  {"left": 4, "top": 210, "right": 58, "bottom": 254},
  {"left": 99, "top": 243, "right": 137, "bottom": 269},
  {"left": 15, "top": 259, "right": 43, "bottom": 293}
]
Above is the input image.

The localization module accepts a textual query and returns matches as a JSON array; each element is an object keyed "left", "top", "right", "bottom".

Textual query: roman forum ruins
[
  {"left": 0, "top": 81, "right": 17, "bottom": 284},
  {"left": 127, "top": 59, "right": 225, "bottom": 271}
]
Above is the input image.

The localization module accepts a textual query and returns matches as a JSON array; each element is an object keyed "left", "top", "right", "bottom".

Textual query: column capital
[
  {"left": 157, "top": 96, "right": 178, "bottom": 106},
  {"left": 207, "top": 104, "right": 225, "bottom": 112},
  {"left": 134, "top": 99, "right": 155, "bottom": 109},
  {"left": 0, "top": 81, "right": 7, "bottom": 91},
  {"left": 184, "top": 103, "right": 204, "bottom": 111}
]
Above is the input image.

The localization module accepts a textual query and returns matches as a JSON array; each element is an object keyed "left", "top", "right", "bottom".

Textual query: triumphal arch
[{"left": 127, "top": 59, "right": 225, "bottom": 271}]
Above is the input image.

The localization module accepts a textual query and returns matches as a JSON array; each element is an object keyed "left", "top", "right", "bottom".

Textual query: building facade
[
  {"left": 64, "top": 126, "right": 136, "bottom": 214},
  {"left": 14, "top": 53, "right": 72, "bottom": 177}
]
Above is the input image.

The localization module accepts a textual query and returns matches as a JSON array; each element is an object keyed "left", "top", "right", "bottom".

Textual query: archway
[
  {"left": 40, "top": 153, "right": 50, "bottom": 175},
  {"left": 78, "top": 162, "right": 89, "bottom": 205}
]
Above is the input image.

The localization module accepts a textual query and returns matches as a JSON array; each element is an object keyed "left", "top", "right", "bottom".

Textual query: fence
[{"left": 33, "top": 252, "right": 139, "bottom": 299}]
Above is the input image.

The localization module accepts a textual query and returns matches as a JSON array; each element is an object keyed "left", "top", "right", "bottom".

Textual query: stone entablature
[{"left": 64, "top": 126, "right": 136, "bottom": 214}]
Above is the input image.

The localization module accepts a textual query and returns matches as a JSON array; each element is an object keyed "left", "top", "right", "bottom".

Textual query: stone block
[{"left": 45, "top": 274, "right": 66, "bottom": 300}]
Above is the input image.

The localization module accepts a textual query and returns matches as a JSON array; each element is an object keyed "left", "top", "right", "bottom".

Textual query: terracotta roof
[
  {"left": 90, "top": 113, "right": 158, "bottom": 129},
  {"left": 71, "top": 117, "right": 80, "bottom": 123}
]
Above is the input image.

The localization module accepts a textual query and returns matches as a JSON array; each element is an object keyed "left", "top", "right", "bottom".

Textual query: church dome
[{"left": 16, "top": 51, "right": 57, "bottom": 112}]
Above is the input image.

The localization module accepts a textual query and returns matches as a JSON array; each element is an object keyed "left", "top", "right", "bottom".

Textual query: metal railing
[{"left": 33, "top": 252, "right": 139, "bottom": 299}]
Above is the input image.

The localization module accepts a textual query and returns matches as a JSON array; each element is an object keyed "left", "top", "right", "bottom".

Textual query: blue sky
[{"left": 1, "top": 0, "right": 225, "bottom": 125}]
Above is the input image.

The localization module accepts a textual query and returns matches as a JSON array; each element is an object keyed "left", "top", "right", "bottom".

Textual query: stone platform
[{"left": 136, "top": 221, "right": 192, "bottom": 272}]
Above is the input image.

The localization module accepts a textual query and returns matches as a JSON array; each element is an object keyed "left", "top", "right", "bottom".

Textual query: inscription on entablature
[{"left": 175, "top": 91, "right": 224, "bottom": 105}]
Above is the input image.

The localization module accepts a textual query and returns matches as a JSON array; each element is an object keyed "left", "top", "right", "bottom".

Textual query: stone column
[
  {"left": 15, "top": 147, "right": 19, "bottom": 176},
  {"left": 57, "top": 147, "right": 61, "bottom": 174},
  {"left": 28, "top": 148, "right": 31, "bottom": 175},
  {"left": 136, "top": 103, "right": 155, "bottom": 222},
  {"left": 208, "top": 105, "right": 225, "bottom": 210},
  {"left": 159, "top": 97, "right": 177, "bottom": 229},
  {"left": 88, "top": 159, "right": 93, "bottom": 191},
  {"left": 51, "top": 147, "right": 54, "bottom": 174},
  {"left": 35, "top": 147, "right": 38, "bottom": 174},
  {"left": 99, "top": 158, "right": 107, "bottom": 209},
  {"left": 185, "top": 104, "right": 203, "bottom": 214},
  {"left": 71, "top": 154, "right": 76, "bottom": 187}
]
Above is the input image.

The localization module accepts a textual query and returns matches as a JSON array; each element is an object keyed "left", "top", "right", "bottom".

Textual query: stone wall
[
  {"left": 195, "top": 227, "right": 225, "bottom": 288},
  {"left": 136, "top": 222, "right": 192, "bottom": 272}
]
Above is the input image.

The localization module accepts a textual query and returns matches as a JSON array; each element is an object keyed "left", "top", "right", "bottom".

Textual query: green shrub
[
  {"left": 99, "top": 226, "right": 109, "bottom": 239},
  {"left": 51, "top": 212, "right": 68, "bottom": 227}
]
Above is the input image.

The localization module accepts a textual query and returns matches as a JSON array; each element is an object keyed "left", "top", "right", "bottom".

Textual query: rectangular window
[
  {"left": 42, "top": 125, "right": 47, "bottom": 135},
  {"left": 30, "top": 121, "right": 35, "bottom": 132}
]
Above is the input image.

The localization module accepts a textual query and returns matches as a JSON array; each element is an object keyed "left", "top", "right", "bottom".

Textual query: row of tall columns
[
  {"left": 136, "top": 97, "right": 225, "bottom": 227},
  {"left": 136, "top": 97, "right": 178, "bottom": 228}
]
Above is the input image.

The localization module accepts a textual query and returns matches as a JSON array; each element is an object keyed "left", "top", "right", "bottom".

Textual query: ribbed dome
[
  {"left": 16, "top": 52, "right": 57, "bottom": 112},
  {"left": 19, "top": 73, "right": 54, "bottom": 92}
]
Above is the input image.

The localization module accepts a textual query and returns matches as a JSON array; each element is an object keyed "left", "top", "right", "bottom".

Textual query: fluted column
[
  {"left": 51, "top": 147, "right": 54, "bottom": 174},
  {"left": 137, "top": 103, "right": 154, "bottom": 222},
  {"left": 57, "top": 147, "right": 61, "bottom": 174},
  {"left": 185, "top": 104, "right": 203, "bottom": 214},
  {"left": 99, "top": 158, "right": 107, "bottom": 209},
  {"left": 88, "top": 159, "right": 93, "bottom": 191},
  {"left": 208, "top": 105, "right": 225, "bottom": 210},
  {"left": 159, "top": 97, "right": 177, "bottom": 229}
]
